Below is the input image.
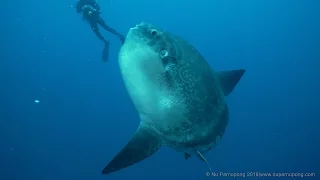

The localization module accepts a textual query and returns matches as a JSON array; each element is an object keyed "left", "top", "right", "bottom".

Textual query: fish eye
[
  {"left": 151, "top": 29, "right": 157, "bottom": 36},
  {"left": 160, "top": 49, "right": 168, "bottom": 58}
]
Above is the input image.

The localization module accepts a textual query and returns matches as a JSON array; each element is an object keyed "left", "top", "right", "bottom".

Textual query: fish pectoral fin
[
  {"left": 196, "top": 151, "right": 212, "bottom": 172},
  {"left": 102, "top": 124, "right": 162, "bottom": 174},
  {"left": 217, "top": 69, "right": 246, "bottom": 96},
  {"left": 184, "top": 153, "right": 191, "bottom": 160}
]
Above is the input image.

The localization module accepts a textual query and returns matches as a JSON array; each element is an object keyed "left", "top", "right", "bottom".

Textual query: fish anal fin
[
  {"left": 102, "top": 124, "right": 161, "bottom": 174},
  {"left": 217, "top": 69, "right": 246, "bottom": 96}
]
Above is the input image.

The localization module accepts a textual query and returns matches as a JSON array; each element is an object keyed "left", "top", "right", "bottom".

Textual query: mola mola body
[{"left": 102, "top": 22, "right": 246, "bottom": 174}]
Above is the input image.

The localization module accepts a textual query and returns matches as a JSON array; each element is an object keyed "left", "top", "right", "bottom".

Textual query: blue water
[{"left": 1, "top": 0, "right": 319, "bottom": 179}]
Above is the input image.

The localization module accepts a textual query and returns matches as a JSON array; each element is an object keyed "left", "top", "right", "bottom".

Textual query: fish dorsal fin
[
  {"left": 196, "top": 151, "right": 212, "bottom": 172},
  {"left": 217, "top": 69, "right": 246, "bottom": 96},
  {"left": 102, "top": 124, "right": 162, "bottom": 174}
]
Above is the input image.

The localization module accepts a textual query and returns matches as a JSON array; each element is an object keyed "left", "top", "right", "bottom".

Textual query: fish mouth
[
  {"left": 126, "top": 22, "right": 150, "bottom": 43},
  {"left": 131, "top": 22, "right": 148, "bottom": 28},
  {"left": 127, "top": 24, "right": 141, "bottom": 37},
  {"left": 129, "top": 25, "right": 138, "bottom": 31},
  {"left": 129, "top": 22, "right": 152, "bottom": 32}
]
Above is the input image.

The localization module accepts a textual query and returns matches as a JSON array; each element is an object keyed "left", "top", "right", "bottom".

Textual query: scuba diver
[{"left": 75, "top": 0, "right": 125, "bottom": 62}]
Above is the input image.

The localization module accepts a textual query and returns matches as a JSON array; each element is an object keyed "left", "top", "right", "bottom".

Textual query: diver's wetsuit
[{"left": 75, "top": 0, "right": 124, "bottom": 62}]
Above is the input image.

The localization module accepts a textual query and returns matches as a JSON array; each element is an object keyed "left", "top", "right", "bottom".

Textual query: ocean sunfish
[{"left": 101, "top": 22, "right": 246, "bottom": 174}]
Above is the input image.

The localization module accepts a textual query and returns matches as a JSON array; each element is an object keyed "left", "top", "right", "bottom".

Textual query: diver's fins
[
  {"left": 196, "top": 151, "right": 212, "bottom": 172},
  {"left": 102, "top": 43, "right": 110, "bottom": 62},
  {"left": 119, "top": 35, "right": 125, "bottom": 44}
]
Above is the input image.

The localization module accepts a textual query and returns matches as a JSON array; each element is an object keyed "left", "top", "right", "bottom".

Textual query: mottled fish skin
[
  {"left": 119, "top": 22, "right": 228, "bottom": 153},
  {"left": 102, "top": 22, "right": 245, "bottom": 174}
]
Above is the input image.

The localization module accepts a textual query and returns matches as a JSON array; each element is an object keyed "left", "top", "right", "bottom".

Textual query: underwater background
[{"left": 1, "top": 0, "right": 319, "bottom": 179}]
